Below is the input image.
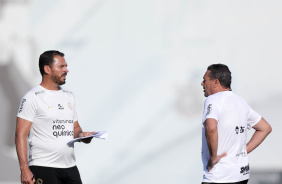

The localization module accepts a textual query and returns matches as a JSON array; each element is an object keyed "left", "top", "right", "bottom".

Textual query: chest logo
[
  {"left": 67, "top": 102, "right": 72, "bottom": 110},
  {"left": 58, "top": 104, "right": 64, "bottom": 110}
]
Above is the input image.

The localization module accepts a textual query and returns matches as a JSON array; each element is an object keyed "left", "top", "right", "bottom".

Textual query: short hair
[
  {"left": 39, "top": 50, "right": 64, "bottom": 75},
  {"left": 207, "top": 64, "right": 232, "bottom": 89}
]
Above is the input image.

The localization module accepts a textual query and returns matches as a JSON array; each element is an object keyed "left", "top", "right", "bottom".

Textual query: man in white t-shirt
[
  {"left": 15, "top": 50, "right": 95, "bottom": 184},
  {"left": 201, "top": 64, "right": 272, "bottom": 184}
]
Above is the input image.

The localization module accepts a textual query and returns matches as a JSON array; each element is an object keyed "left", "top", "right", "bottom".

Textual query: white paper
[{"left": 67, "top": 131, "right": 108, "bottom": 145}]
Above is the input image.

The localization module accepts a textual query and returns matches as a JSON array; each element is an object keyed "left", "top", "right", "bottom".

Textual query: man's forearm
[
  {"left": 206, "top": 126, "right": 218, "bottom": 159},
  {"left": 73, "top": 121, "right": 83, "bottom": 138},
  {"left": 205, "top": 118, "right": 219, "bottom": 159},
  {"left": 15, "top": 135, "right": 29, "bottom": 171},
  {"left": 205, "top": 118, "right": 227, "bottom": 172},
  {"left": 247, "top": 118, "right": 272, "bottom": 154},
  {"left": 246, "top": 129, "right": 271, "bottom": 154}
]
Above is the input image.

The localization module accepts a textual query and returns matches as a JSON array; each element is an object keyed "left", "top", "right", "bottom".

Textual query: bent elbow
[
  {"left": 267, "top": 124, "right": 272, "bottom": 134},
  {"left": 207, "top": 126, "right": 217, "bottom": 134}
]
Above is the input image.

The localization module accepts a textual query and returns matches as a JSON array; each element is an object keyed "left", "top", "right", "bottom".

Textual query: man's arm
[
  {"left": 247, "top": 117, "right": 272, "bottom": 154},
  {"left": 204, "top": 118, "right": 227, "bottom": 172},
  {"left": 73, "top": 121, "right": 95, "bottom": 144},
  {"left": 15, "top": 117, "right": 35, "bottom": 184}
]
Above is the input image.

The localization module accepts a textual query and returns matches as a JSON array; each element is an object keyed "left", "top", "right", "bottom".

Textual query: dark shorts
[
  {"left": 202, "top": 179, "right": 248, "bottom": 184},
  {"left": 30, "top": 165, "right": 82, "bottom": 184}
]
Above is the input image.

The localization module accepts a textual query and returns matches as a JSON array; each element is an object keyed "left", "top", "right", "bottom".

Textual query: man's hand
[
  {"left": 73, "top": 121, "right": 96, "bottom": 143},
  {"left": 21, "top": 167, "right": 35, "bottom": 184},
  {"left": 207, "top": 152, "right": 227, "bottom": 172},
  {"left": 78, "top": 132, "right": 96, "bottom": 144}
]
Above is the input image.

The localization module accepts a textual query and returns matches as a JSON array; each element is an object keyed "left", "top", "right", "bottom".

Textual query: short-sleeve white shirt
[
  {"left": 17, "top": 85, "right": 78, "bottom": 168},
  {"left": 202, "top": 91, "right": 261, "bottom": 183}
]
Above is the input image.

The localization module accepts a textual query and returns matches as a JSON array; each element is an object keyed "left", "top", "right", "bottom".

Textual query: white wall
[{"left": 0, "top": 0, "right": 281, "bottom": 183}]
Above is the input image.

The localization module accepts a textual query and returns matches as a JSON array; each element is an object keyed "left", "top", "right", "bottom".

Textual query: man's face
[
  {"left": 201, "top": 70, "right": 214, "bottom": 97},
  {"left": 50, "top": 55, "right": 69, "bottom": 85}
]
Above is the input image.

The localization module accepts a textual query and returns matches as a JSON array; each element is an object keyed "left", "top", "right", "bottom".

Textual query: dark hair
[
  {"left": 207, "top": 64, "right": 232, "bottom": 89},
  {"left": 39, "top": 50, "right": 64, "bottom": 75}
]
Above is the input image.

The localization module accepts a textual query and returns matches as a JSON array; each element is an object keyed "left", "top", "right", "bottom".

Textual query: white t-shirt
[
  {"left": 17, "top": 85, "right": 78, "bottom": 168},
  {"left": 202, "top": 91, "right": 261, "bottom": 183}
]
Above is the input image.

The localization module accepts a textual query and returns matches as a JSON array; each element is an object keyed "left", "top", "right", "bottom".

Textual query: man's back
[{"left": 202, "top": 91, "right": 261, "bottom": 182}]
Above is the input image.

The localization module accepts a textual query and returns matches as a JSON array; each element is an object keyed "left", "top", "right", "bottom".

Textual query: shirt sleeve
[
  {"left": 202, "top": 95, "right": 221, "bottom": 123},
  {"left": 247, "top": 106, "right": 262, "bottom": 129},
  {"left": 17, "top": 92, "right": 37, "bottom": 122}
]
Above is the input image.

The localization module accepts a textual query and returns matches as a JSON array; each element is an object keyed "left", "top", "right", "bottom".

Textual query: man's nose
[{"left": 65, "top": 67, "right": 69, "bottom": 73}]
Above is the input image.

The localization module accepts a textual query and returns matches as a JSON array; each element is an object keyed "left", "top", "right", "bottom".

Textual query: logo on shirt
[
  {"left": 236, "top": 151, "right": 247, "bottom": 157},
  {"left": 240, "top": 164, "right": 250, "bottom": 175},
  {"left": 52, "top": 119, "right": 74, "bottom": 138},
  {"left": 235, "top": 126, "right": 246, "bottom": 134},
  {"left": 62, "top": 90, "right": 72, "bottom": 94},
  {"left": 18, "top": 99, "right": 26, "bottom": 113},
  {"left": 67, "top": 102, "right": 72, "bottom": 110},
  {"left": 58, "top": 104, "right": 64, "bottom": 110},
  {"left": 35, "top": 90, "right": 45, "bottom": 95},
  {"left": 206, "top": 104, "right": 212, "bottom": 115}
]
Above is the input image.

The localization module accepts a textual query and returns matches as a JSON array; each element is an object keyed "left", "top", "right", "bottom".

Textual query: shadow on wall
[{"left": 0, "top": 61, "right": 31, "bottom": 181}]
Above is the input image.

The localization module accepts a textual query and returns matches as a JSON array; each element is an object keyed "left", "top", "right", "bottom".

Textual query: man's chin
[{"left": 58, "top": 80, "right": 66, "bottom": 85}]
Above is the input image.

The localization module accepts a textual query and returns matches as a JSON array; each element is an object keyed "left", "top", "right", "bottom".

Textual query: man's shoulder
[
  {"left": 220, "top": 91, "right": 247, "bottom": 103},
  {"left": 23, "top": 85, "right": 45, "bottom": 98},
  {"left": 60, "top": 87, "right": 74, "bottom": 95},
  {"left": 209, "top": 91, "right": 234, "bottom": 100},
  {"left": 206, "top": 92, "right": 223, "bottom": 101},
  {"left": 205, "top": 91, "right": 233, "bottom": 106},
  {"left": 210, "top": 91, "right": 249, "bottom": 107}
]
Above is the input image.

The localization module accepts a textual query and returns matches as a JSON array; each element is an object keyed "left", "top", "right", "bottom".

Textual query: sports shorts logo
[
  {"left": 206, "top": 104, "right": 212, "bottom": 115},
  {"left": 36, "top": 178, "right": 43, "bottom": 184}
]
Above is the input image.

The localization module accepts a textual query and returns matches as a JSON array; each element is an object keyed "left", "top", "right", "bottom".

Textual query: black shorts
[
  {"left": 202, "top": 179, "right": 248, "bottom": 184},
  {"left": 30, "top": 165, "right": 82, "bottom": 184}
]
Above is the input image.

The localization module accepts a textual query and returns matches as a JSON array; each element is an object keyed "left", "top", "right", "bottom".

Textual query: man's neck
[
  {"left": 213, "top": 87, "right": 231, "bottom": 95},
  {"left": 40, "top": 79, "right": 60, "bottom": 91}
]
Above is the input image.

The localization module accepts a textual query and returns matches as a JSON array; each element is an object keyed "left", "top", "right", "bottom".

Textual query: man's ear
[
  {"left": 44, "top": 65, "right": 51, "bottom": 75},
  {"left": 214, "top": 79, "right": 220, "bottom": 87}
]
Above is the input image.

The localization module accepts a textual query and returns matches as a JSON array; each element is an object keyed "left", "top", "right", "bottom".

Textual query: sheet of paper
[{"left": 67, "top": 131, "right": 108, "bottom": 145}]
